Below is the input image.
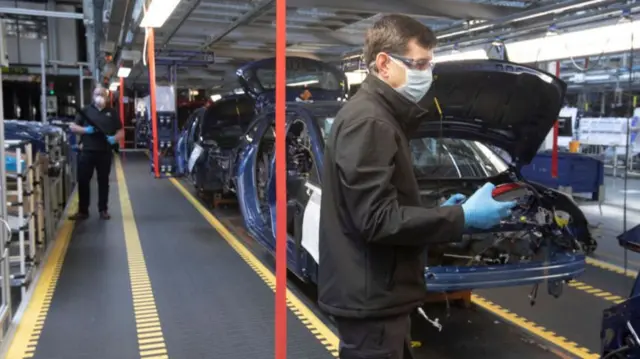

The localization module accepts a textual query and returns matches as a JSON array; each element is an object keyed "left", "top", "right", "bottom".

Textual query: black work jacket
[
  {"left": 75, "top": 104, "right": 121, "bottom": 152},
  {"left": 317, "top": 75, "right": 465, "bottom": 318}
]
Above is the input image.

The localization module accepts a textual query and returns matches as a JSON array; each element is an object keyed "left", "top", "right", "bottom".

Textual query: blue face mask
[{"left": 391, "top": 58, "right": 433, "bottom": 103}]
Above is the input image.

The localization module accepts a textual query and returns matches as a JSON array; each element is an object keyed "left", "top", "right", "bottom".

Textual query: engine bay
[{"left": 422, "top": 181, "right": 590, "bottom": 266}]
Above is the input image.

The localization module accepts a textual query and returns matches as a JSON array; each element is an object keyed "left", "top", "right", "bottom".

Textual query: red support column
[
  {"left": 275, "top": 0, "right": 287, "bottom": 357},
  {"left": 119, "top": 76, "right": 125, "bottom": 149},
  {"left": 147, "top": 28, "right": 160, "bottom": 178},
  {"left": 551, "top": 61, "right": 560, "bottom": 178}
]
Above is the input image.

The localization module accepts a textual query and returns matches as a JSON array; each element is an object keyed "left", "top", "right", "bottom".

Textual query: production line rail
[{"left": 1, "top": 152, "right": 634, "bottom": 359}]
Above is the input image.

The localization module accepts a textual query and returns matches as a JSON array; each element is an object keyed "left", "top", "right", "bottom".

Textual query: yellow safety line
[
  {"left": 5, "top": 194, "right": 78, "bottom": 359},
  {"left": 115, "top": 157, "right": 170, "bottom": 359},
  {"left": 567, "top": 280, "right": 627, "bottom": 304},
  {"left": 471, "top": 295, "right": 600, "bottom": 359},
  {"left": 169, "top": 178, "right": 340, "bottom": 357},
  {"left": 586, "top": 257, "right": 638, "bottom": 279}
]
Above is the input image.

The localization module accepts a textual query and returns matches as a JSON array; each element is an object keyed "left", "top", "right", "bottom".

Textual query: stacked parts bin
[{"left": 520, "top": 151, "right": 605, "bottom": 201}]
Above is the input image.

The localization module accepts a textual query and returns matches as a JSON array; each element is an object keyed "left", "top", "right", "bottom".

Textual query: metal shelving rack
[{"left": 4, "top": 141, "right": 37, "bottom": 297}]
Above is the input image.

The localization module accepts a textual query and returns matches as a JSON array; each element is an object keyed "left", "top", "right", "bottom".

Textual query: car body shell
[{"left": 195, "top": 57, "right": 593, "bottom": 294}]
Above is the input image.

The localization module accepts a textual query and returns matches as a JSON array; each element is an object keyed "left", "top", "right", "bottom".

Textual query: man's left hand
[
  {"left": 441, "top": 193, "right": 466, "bottom": 206},
  {"left": 106, "top": 135, "right": 117, "bottom": 145}
]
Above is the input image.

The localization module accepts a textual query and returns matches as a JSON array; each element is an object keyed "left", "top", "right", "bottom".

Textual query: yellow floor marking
[
  {"left": 586, "top": 257, "right": 637, "bottom": 278},
  {"left": 169, "top": 178, "right": 341, "bottom": 357},
  {"left": 566, "top": 280, "right": 626, "bottom": 304},
  {"left": 115, "top": 157, "right": 170, "bottom": 359},
  {"left": 4, "top": 193, "right": 78, "bottom": 359},
  {"left": 471, "top": 295, "right": 600, "bottom": 359}
]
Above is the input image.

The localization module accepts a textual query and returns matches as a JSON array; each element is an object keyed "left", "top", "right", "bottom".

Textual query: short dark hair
[{"left": 363, "top": 14, "right": 437, "bottom": 71}]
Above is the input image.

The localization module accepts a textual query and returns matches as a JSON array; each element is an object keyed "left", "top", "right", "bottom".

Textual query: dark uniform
[
  {"left": 74, "top": 104, "right": 121, "bottom": 215},
  {"left": 318, "top": 75, "right": 466, "bottom": 359}
]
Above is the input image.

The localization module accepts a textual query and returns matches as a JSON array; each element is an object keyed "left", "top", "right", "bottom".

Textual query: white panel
[
  {"left": 56, "top": 5, "right": 78, "bottom": 64},
  {"left": 301, "top": 182, "right": 321, "bottom": 264}
]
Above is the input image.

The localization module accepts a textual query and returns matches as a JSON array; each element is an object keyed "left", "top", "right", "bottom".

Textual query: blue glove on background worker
[
  {"left": 106, "top": 136, "right": 117, "bottom": 145},
  {"left": 461, "top": 182, "right": 517, "bottom": 229}
]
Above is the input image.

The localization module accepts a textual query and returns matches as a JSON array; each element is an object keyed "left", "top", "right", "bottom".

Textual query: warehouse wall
[{"left": 1, "top": 1, "right": 81, "bottom": 65}]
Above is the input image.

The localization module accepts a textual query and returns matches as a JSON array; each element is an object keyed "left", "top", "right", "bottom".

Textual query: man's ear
[{"left": 375, "top": 53, "right": 390, "bottom": 78}]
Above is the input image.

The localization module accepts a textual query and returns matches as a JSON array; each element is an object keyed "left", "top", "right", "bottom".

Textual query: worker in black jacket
[
  {"left": 318, "top": 14, "right": 517, "bottom": 359},
  {"left": 68, "top": 86, "right": 123, "bottom": 220}
]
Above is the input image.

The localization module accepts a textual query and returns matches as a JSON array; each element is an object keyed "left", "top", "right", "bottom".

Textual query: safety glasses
[{"left": 388, "top": 53, "right": 434, "bottom": 71}]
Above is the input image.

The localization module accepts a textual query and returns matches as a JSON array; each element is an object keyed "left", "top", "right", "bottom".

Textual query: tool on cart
[{"left": 73, "top": 105, "right": 120, "bottom": 154}]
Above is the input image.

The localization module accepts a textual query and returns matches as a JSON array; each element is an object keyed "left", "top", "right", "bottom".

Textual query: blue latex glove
[
  {"left": 84, "top": 125, "right": 95, "bottom": 134},
  {"left": 461, "top": 182, "right": 517, "bottom": 229},
  {"left": 106, "top": 135, "right": 117, "bottom": 145},
  {"left": 441, "top": 193, "right": 466, "bottom": 206}
]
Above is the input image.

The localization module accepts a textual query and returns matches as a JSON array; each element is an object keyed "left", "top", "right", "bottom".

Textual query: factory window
[{"left": 4, "top": 18, "right": 47, "bottom": 39}]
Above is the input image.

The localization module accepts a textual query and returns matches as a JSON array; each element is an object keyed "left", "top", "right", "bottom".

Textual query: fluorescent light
[
  {"left": 210, "top": 94, "right": 222, "bottom": 102},
  {"left": 117, "top": 67, "right": 131, "bottom": 78},
  {"left": 435, "top": 49, "right": 488, "bottom": 63},
  {"left": 287, "top": 80, "right": 319, "bottom": 87},
  {"left": 109, "top": 82, "right": 119, "bottom": 91},
  {"left": 436, "top": 21, "right": 640, "bottom": 64},
  {"left": 139, "top": 0, "right": 181, "bottom": 28},
  {"left": 437, "top": 0, "right": 606, "bottom": 40},
  {"left": 507, "top": 21, "right": 640, "bottom": 63}
]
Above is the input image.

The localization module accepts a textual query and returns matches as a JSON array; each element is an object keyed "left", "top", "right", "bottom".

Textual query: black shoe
[
  {"left": 69, "top": 212, "right": 89, "bottom": 220},
  {"left": 99, "top": 211, "right": 111, "bottom": 220}
]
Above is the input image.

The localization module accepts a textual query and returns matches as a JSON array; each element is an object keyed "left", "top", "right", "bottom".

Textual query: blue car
[
  {"left": 177, "top": 95, "right": 255, "bottom": 194},
  {"left": 224, "top": 57, "right": 595, "bottom": 296}
]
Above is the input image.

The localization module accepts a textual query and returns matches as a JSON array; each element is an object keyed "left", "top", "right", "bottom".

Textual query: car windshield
[{"left": 318, "top": 117, "right": 509, "bottom": 179}]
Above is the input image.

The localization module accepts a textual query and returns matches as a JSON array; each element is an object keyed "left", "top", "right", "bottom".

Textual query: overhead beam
[
  {"left": 199, "top": 0, "right": 275, "bottom": 50},
  {"left": 0, "top": 7, "right": 83, "bottom": 19},
  {"left": 160, "top": 0, "right": 204, "bottom": 49},
  {"left": 286, "top": 0, "right": 523, "bottom": 20},
  {"left": 176, "top": 24, "right": 362, "bottom": 46}
]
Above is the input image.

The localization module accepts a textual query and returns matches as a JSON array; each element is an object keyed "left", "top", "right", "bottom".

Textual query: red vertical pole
[
  {"left": 551, "top": 60, "right": 560, "bottom": 178},
  {"left": 275, "top": 0, "right": 287, "bottom": 356},
  {"left": 148, "top": 28, "right": 160, "bottom": 178},
  {"left": 119, "top": 76, "right": 125, "bottom": 149}
]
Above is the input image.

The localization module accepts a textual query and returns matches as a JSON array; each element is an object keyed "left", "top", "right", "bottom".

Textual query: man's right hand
[
  {"left": 84, "top": 126, "right": 95, "bottom": 134},
  {"left": 461, "top": 182, "right": 517, "bottom": 229}
]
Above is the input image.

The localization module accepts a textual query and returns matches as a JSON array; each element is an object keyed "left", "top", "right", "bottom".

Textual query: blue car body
[{"left": 225, "top": 57, "right": 592, "bottom": 294}]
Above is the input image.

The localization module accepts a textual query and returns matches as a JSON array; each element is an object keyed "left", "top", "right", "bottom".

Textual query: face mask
[
  {"left": 391, "top": 58, "right": 433, "bottom": 103},
  {"left": 94, "top": 96, "right": 106, "bottom": 108}
]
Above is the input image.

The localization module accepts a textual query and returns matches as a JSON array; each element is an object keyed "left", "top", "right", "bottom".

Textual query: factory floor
[{"left": 2, "top": 152, "right": 638, "bottom": 359}]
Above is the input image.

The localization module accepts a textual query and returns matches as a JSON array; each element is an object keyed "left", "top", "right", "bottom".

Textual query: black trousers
[
  {"left": 335, "top": 315, "right": 414, "bottom": 359},
  {"left": 77, "top": 151, "right": 113, "bottom": 214}
]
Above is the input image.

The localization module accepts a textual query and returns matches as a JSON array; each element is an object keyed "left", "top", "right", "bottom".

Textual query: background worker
[
  {"left": 68, "top": 85, "right": 123, "bottom": 220},
  {"left": 317, "top": 14, "right": 517, "bottom": 359}
]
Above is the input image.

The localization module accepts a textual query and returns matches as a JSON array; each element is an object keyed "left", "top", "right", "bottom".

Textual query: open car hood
[
  {"left": 417, "top": 60, "right": 567, "bottom": 165},
  {"left": 236, "top": 56, "right": 348, "bottom": 100}
]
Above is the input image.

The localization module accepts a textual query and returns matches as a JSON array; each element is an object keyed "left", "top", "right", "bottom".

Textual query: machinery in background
[
  {"left": 134, "top": 97, "right": 150, "bottom": 148},
  {"left": 141, "top": 86, "right": 179, "bottom": 177}
]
